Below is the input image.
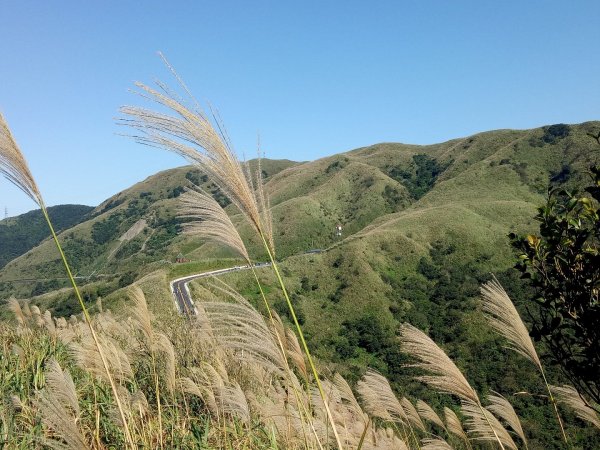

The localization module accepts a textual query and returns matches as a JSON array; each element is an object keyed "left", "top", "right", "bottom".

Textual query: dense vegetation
[{"left": 511, "top": 163, "right": 600, "bottom": 404}]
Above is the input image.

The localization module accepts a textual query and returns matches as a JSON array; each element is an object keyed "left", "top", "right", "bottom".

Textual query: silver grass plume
[
  {"left": 421, "top": 437, "right": 454, "bottom": 450},
  {"left": 219, "top": 382, "right": 251, "bottom": 425},
  {"left": 400, "top": 323, "right": 507, "bottom": 449},
  {"left": 444, "top": 407, "right": 469, "bottom": 444},
  {"left": 550, "top": 385, "right": 600, "bottom": 429},
  {"left": 178, "top": 186, "right": 250, "bottom": 262},
  {"left": 69, "top": 330, "right": 133, "bottom": 384},
  {"left": 480, "top": 278, "right": 568, "bottom": 443},
  {"left": 7, "top": 298, "right": 25, "bottom": 326},
  {"left": 154, "top": 332, "right": 176, "bottom": 395},
  {"left": 0, "top": 113, "right": 43, "bottom": 205},
  {"left": 285, "top": 327, "right": 307, "bottom": 379},
  {"left": 486, "top": 392, "right": 528, "bottom": 448},
  {"left": 357, "top": 369, "right": 407, "bottom": 424},
  {"left": 1, "top": 112, "right": 135, "bottom": 448},
  {"left": 401, "top": 397, "right": 426, "bottom": 432},
  {"left": 120, "top": 75, "right": 274, "bottom": 256},
  {"left": 333, "top": 373, "right": 368, "bottom": 425},
  {"left": 462, "top": 400, "right": 517, "bottom": 450},
  {"left": 129, "top": 284, "right": 154, "bottom": 342},
  {"left": 480, "top": 278, "right": 541, "bottom": 370},
  {"left": 399, "top": 323, "right": 479, "bottom": 404},
  {"left": 199, "top": 282, "right": 287, "bottom": 376},
  {"left": 416, "top": 399, "right": 446, "bottom": 431},
  {"left": 36, "top": 359, "right": 88, "bottom": 450}
]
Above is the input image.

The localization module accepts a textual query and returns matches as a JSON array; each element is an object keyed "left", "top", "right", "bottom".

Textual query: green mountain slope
[
  {"left": 0, "top": 204, "right": 93, "bottom": 269},
  {"left": 1, "top": 122, "right": 599, "bottom": 448},
  {"left": 0, "top": 159, "right": 299, "bottom": 299},
  {"left": 1, "top": 122, "right": 598, "bottom": 304}
]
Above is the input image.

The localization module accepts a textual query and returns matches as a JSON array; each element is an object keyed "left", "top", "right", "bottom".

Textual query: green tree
[{"left": 510, "top": 159, "right": 600, "bottom": 405}]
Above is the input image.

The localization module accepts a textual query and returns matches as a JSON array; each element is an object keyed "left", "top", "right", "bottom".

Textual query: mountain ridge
[{"left": 0, "top": 121, "right": 598, "bottom": 303}]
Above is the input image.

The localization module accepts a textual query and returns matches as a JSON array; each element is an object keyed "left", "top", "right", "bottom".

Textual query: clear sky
[{"left": 1, "top": 0, "right": 599, "bottom": 217}]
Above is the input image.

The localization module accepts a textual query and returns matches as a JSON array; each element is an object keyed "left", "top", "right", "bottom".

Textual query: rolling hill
[
  {"left": 1, "top": 121, "right": 599, "bottom": 448},
  {"left": 0, "top": 122, "right": 598, "bottom": 302},
  {"left": 0, "top": 204, "right": 93, "bottom": 269}
]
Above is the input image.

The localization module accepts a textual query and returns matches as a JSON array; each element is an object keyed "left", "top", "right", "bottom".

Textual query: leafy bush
[
  {"left": 91, "top": 212, "right": 124, "bottom": 245},
  {"left": 543, "top": 123, "right": 571, "bottom": 143},
  {"left": 387, "top": 154, "right": 449, "bottom": 199},
  {"left": 511, "top": 164, "right": 600, "bottom": 403}
]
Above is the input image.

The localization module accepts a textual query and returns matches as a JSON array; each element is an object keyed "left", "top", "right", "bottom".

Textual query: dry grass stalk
[
  {"left": 400, "top": 323, "right": 507, "bottom": 449},
  {"left": 357, "top": 369, "right": 406, "bottom": 424},
  {"left": 69, "top": 330, "right": 133, "bottom": 384},
  {"left": 401, "top": 397, "right": 426, "bottom": 432},
  {"left": 312, "top": 377, "right": 366, "bottom": 441},
  {"left": 219, "top": 382, "right": 251, "bottom": 425},
  {"left": 364, "top": 428, "right": 408, "bottom": 450},
  {"left": 199, "top": 285, "right": 287, "bottom": 377},
  {"left": 399, "top": 323, "right": 479, "bottom": 404},
  {"left": 120, "top": 83, "right": 271, "bottom": 254},
  {"left": 285, "top": 327, "right": 307, "bottom": 379},
  {"left": 36, "top": 359, "right": 88, "bottom": 450},
  {"left": 462, "top": 400, "right": 517, "bottom": 450},
  {"left": 443, "top": 407, "right": 469, "bottom": 444},
  {"left": 333, "top": 373, "right": 368, "bottom": 426},
  {"left": 7, "top": 298, "right": 25, "bottom": 326},
  {"left": 122, "top": 63, "right": 343, "bottom": 448},
  {"left": 480, "top": 278, "right": 568, "bottom": 444},
  {"left": 129, "top": 284, "right": 154, "bottom": 342},
  {"left": 421, "top": 437, "right": 454, "bottom": 450},
  {"left": 154, "top": 332, "right": 176, "bottom": 396},
  {"left": 550, "top": 384, "right": 600, "bottom": 429},
  {"left": 480, "top": 279, "right": 541, "bottom": 370},
  {"left": 252, "top": 155, "right": 275, "bottom": 253},
  {"left": 0, "top": 112, "right": 43, "bottom": 204},
  {"left": 416, "top": 399, "right": 446, "bottom": 431},
  {"left": 486, "top": 392, "right": 528, "bottom": 448},
  {"left": 178, "top": 187, "right": 250, "bottom": 261}
]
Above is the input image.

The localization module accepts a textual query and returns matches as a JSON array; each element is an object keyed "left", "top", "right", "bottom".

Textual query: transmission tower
[{"left": 4, "top": 207, "right": 7, "bottom": 219}]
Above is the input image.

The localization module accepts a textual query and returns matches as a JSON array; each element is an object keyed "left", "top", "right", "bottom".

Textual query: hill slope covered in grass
[
  {"left": 1, "top": 122, "right": 598, "bottom": 304},
  {"left": 0, "top": 204, "right": 93, "bottom": 269},
  {"left": 1, "top": 121, "right": 600, "bottom": 448}
]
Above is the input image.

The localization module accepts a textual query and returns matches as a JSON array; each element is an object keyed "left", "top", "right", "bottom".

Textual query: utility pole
[{"left": 4, "top": 207, "right": 7, "bottom": 219}]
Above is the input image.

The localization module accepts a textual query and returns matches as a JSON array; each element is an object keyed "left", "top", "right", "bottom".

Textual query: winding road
[{"left": 170, "top": 262, "right": 271, "bottom": 316}]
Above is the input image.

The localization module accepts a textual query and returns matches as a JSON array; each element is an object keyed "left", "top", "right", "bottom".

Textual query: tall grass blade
[
  {"left": 416, "top": 399, "right": 446, "bottom": 431},
  {"left": 486, "top": 392, "right": 528, "bottom": 449},
  {"left": 462, "top": 400, "right": 517, "bottom": 450},
  {"left": 36, "top": 359, "right": 88, "bottom": 450},
  {"left": 480, "top": 278, "right": 568, "bottom": 444},
  {"left": 178, "top": 186, "right": 250, "bottom": 262},
  {"left": 550, "top": 384, "right": 600, "bottom": 429},
  {"left": 400, "top": 323, "right": 506, "bottom": 449},
  {"left": 443, "top": 406, "right": 470, "bottom": 446}
]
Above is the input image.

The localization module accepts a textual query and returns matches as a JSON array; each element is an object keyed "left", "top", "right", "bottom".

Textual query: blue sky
[{"left": 1, "top": 0, "right": 599, "bottom": 216}]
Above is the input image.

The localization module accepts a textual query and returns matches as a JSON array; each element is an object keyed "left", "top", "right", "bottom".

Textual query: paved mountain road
[{"left": 170, "top": 263, "right": 271, "bottom": 316}]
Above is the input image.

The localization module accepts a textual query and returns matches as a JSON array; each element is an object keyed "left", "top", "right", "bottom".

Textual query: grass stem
[
  {"left": 40, "top": 205, "right": 136, "bottom": 449},
  {"left": 258, "top": 232, "right": 343, "bottom": 450}
]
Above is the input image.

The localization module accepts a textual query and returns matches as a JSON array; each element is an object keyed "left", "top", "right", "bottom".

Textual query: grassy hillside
[
  {"left": 0, "top": 159, "right": 297, "bottom": 299},
  {"left": 1, "top": 122, "right": 598, "bottom": 303},
  {"left": 0, "top": 204, "right": 93, "bottom": 268},
  {"left": 1, "top": 122, "right": 599, "bottom": 448}
]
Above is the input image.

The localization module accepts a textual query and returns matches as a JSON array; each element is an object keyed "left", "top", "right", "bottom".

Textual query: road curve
[{"left": 170, "top": 262, "right": 271, "bottom": 316}]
